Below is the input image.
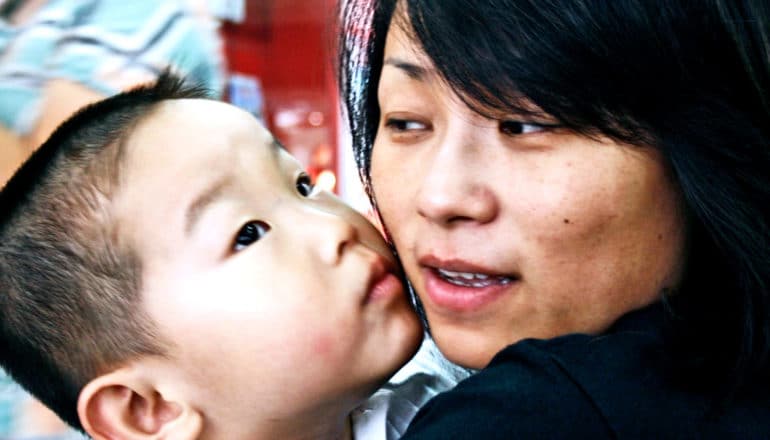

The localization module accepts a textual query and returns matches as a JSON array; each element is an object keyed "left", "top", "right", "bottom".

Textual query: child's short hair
[{"left": 0, "top": 72, "right": 210, "bottom": 430}]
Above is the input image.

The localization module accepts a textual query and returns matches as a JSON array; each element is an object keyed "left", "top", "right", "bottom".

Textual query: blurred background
[{"left": 0, "top": 0, "right": 365, "bottom": 437}]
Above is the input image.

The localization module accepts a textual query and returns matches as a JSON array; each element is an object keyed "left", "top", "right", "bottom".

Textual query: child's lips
[
  {"left": 365, "top": 271, "right": 403, "bottom": 304},
  {"left": 362, "top": 255, "right": 404, "bottom": 305}
]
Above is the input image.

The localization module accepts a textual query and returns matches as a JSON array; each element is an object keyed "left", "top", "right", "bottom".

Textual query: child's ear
[{"left": 78, "top": 368, "right": 203, "bottom": 439}]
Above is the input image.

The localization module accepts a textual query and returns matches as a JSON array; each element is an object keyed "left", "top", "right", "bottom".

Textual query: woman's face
[{"left": 371, "top": 21, "right": 688, "bottom": 369}]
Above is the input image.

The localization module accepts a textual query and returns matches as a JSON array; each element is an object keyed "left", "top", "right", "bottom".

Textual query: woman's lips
[{"left": 418, "top": 257, "right": 519, "bottom": 314}]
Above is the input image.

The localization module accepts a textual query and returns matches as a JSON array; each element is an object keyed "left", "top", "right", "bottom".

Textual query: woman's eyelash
[
  {"left": 499, "top": 120, "right": 560, "bottom": 135},
  {"left": 384, "top": 118, "right": 427, "bottom": 131}
]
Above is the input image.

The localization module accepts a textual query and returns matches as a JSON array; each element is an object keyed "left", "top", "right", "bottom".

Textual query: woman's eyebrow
[{"left": 383, "top": 57, "right": 431, "bottom": 80}]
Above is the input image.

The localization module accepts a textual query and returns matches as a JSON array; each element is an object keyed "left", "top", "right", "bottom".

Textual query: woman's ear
[{"left": 78, "top": 369, "right": 203, "bottom": 440}]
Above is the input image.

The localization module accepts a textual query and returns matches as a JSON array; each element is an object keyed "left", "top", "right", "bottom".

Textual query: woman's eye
[
  {"left": 296, "top": 173, "right": 314, "bottom": 197},
  {"left": 384, "top": 118, "right": 428, "bottom": 132},
  {"left": 499, "top": 120, "right": 552, "bottom": 135},
  {"left": 233, "top": 220, "right": 270, "bottom": 252}
]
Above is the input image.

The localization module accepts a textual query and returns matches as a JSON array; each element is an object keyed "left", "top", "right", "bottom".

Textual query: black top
[{"left": 401, "top": 304, "right": 770, "bottom": 439}]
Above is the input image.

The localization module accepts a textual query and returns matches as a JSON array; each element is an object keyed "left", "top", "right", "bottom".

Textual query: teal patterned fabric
[
  {"left": 0, "top": 0, "right": 224, "bottom": 134},
  {"left": 0, "top": 371, "right": 20, "bottom": 433}
]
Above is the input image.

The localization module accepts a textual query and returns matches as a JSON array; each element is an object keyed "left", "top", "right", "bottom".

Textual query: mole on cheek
[{"left": 563, "top": 218, "right": 571, "bottom": 224}]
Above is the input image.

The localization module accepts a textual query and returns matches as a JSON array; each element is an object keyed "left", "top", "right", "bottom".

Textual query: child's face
[{"left": 114, "top": 99, "right": 421, "bottom": 427}]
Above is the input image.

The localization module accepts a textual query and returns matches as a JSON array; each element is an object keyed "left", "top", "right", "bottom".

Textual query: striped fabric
[{"left": 0, "top": 0, "right": 224, "bottom": 135}]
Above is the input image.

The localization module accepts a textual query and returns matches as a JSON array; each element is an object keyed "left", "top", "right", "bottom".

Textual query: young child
[{"left": 0, "top": 73, "right": 422, "bottom": 439}]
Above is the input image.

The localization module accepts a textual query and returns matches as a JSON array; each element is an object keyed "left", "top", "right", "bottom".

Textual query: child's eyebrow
[
  {"left": 184, "top": 175, "right": 234, "bottom": 237},
  {"left": 183, "top": 138, "right": 282, "bottom": 236}
]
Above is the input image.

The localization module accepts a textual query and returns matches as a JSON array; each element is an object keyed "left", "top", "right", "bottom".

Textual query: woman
[{"left": 340, "top": 0, "right": 770, "bottom": 437}]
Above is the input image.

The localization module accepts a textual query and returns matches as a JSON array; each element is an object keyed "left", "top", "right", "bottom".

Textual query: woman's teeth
[{"left": 436, "top": 268, "right": 513, "bottom": 287}]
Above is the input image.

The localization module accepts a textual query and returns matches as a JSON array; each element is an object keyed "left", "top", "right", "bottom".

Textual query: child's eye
[
  {"left": 296, "top": 173, "right": 314, "bottom": 197},
  {"left": 499, "top": 120, "right": 556, "bottom": 135},
  {"left": 233, "top": 220, "right": 270, "bottom": 252}
]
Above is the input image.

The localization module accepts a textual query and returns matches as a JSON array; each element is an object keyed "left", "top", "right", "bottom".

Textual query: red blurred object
[{"left": 221, "top": 0, "right": 340, "bottom": 192}]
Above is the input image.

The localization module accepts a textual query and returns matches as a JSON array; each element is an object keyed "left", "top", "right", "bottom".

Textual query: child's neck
[
  {"left": 298, "top": 413, "right": 353, "bottom": 440},
  {"left": 250, "top": 409, "right": 354, "bottom": 440},
  {"left": 343, "top": 414, "right": 354, "bottom": 440}
]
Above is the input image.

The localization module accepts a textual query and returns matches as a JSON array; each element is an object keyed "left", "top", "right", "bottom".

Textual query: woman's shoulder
[
  {"left": 400, "top": 331, "right": 616, "bottom": 439},
  {"left": 402, "top": 305, "right": 770, "bottom": 439}
]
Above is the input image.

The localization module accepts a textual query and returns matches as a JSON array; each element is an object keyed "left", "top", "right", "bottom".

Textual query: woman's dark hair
[{"left": 339, "top": 0, "right": 770, "bottom": 398}]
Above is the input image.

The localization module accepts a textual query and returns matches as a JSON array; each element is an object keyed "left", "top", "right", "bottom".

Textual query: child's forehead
[
  {"left": 148, "top": 99, "right": 272, "bottom": 140},
  {"left": 123, "top": 99, "right": 276, "bottom": 172},
  {"left": 115, "top": 99, "right": 287, "bottom": 234}
]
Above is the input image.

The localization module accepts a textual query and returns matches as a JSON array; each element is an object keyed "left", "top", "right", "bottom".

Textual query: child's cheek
[{"left": 311, "top": 332, "right": 335, "bottom": 357}]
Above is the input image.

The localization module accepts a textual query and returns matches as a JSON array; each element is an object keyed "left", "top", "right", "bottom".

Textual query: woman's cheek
[{"left": 523, "top": 185, "right": 622, "bottom": 259}]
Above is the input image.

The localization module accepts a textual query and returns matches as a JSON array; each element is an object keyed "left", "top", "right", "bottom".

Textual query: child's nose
[{"left": 310, "top": 209, "right": 358, "bottom": 265}]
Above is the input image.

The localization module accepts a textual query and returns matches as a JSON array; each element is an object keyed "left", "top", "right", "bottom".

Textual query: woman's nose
[{"left": 415, "top": 148, "right": 499, "bottom": 226}]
